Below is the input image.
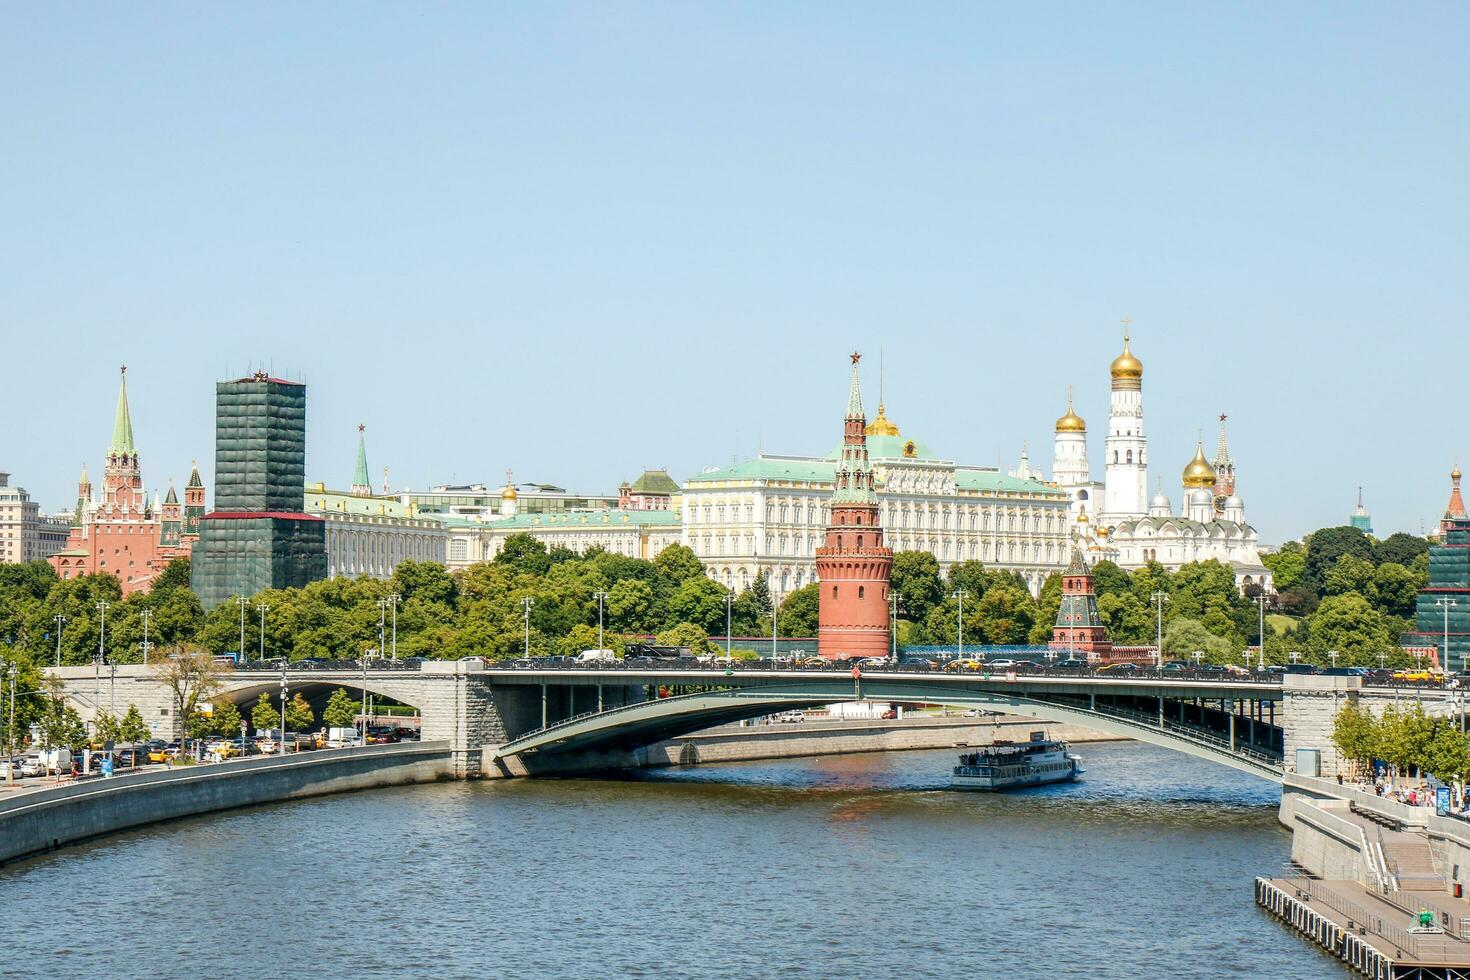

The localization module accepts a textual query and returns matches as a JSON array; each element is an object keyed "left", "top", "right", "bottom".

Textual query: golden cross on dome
[
  {"left": 1120, "top": 317, "right": 1132, "bottom": 342},
  {"left": 850, "top": 351, "right": 861, "bottom": 365}
]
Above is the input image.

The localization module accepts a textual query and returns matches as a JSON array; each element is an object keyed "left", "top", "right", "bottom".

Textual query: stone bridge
[{"left": 43, "top": 663, "right": 1447, "bottom": 781}]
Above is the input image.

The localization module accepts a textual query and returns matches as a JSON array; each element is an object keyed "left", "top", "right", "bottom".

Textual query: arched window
[
  {"left": 832, "top": 586, "right": 838, "bottom": 599},
  {"left": 1126, "top": 450, "right": 1133, "bottom": 464},
  {"left": 858, "top": 586, "right": 865, "bottom": 599}
]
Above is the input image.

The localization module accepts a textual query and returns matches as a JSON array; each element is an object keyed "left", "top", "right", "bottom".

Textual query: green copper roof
[
  {"left": 110, "top": 367, "right": 136, "bottom": 455},
  {"left": 164, "top": 482, "right": 179, "bottom": 504},
  {"left": 826, "top": 433, "right": 937, "bottom": 461},
  {"left": 688, "top": 455, "right": 1065, "bottom": 498},
  {"left": 491, "top": 509, "right": 679, "bottom": 529},
  {"left": 353, "top": 428, "right": 370, "bottom": 489},
  {"left": 187, "top": 461, "right": 203, "bottom": 488},
  {"left": 630, "top": 469, "right": 680, "bottom": 495}
]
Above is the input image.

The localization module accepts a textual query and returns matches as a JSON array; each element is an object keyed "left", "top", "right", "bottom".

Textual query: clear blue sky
[{"left": 3, "top": 4, "right": 1466, "bottom": 543}]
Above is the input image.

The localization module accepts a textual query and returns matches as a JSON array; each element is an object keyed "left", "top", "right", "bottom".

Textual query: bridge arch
[{"left": 492, "top": 684, "right": 1282, "bottom": 782}]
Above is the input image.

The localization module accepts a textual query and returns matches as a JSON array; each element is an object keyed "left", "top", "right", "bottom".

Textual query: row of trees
[
  {"left": 1333, "top": 701, "right": 1470, "bottom": 784},
  {"left": 0, "top": 524, "right": 1439, "bottom": 732}
]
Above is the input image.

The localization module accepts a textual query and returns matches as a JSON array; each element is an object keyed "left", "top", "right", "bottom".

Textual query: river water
[{"left": 2, "top": 743, "right": 1342, "bottom": 979}]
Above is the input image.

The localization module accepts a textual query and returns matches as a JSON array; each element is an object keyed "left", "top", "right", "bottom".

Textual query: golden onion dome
[
  {"left": 501, "top": 483, "right": 518, "bottom": 500},
  {"left": 1181, "top": 441, "right": 1218, "bottom": 489},
  {"left": 1055, "top": 401, "right": 1086, "bottom": 433},
  {"left": 1110, "top": 331, "right": 1143, "bottom": 388},
  {"left": 865, "top": 403, "right": 900, "bottom": 438},
  {"left": 1455, "top": 465, "right": 1463, "bottom": 482}
]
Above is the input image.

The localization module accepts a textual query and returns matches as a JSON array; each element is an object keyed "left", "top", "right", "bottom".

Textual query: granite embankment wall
[
  {"left": 488, "top": 715, "right": 1122, "bottom": 777},
  {"left": 0, "top": 741, "right": 453, "bottom": 866}
]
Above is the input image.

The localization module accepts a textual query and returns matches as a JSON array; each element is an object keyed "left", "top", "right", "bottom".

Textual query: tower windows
[
  {"left": 1126, "top": 450, "right": 1133, "bottom": 464},
  {"left": 832, "top": 586, "right": 838, "bottom": 599},
  {"left": 858, "top": 586, "right": 865, "bottom": 599}
]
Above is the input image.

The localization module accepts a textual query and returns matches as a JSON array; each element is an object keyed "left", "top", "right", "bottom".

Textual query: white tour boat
[{"left": 950, "top": 731, "right": 1084, "bottom": 791}]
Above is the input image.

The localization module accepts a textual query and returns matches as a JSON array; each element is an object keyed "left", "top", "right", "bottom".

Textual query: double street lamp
[
  {"left": 236, "top": 596, "right": 250, "bottom": 665},
  {"left": 592, "top": 590, "right": 609, "bottom": 652},
  {"left": 1150, "top": 591, "right": 1168, "bottom": 667},
  {"left": 951, "top": 590, "right": 964, "bottom": 661},
  {"left": 521, "top": 597, "right": 535, "bottom": 658}
]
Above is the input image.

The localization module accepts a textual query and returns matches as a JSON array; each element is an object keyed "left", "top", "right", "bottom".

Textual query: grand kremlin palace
[{"left": 680, "top": 407, "right": 1071, "bottom": 597}]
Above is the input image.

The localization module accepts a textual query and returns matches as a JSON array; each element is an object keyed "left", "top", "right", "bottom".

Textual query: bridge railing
[{"left": 1062, "top": 698, "right": 1282, "bottom": 768}]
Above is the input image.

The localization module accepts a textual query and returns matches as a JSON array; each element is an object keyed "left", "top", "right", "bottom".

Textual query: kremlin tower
[
  {"left": 1049, "top": 548, "right": 1112, "bottom": 659},
  {"left": 49, "top": 367, "right": 202, "bottom": 594},
  {"left": 816, "top": 353, "right": 893, "bottom": 661}
]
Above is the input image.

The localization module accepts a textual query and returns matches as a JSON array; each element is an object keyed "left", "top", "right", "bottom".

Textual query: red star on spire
[
  {"left": 850, "top": 351, "right": 861, "bottom": 365},
  {"left": 1219, "top": 413, "right": 1228, "bottom": 423}
]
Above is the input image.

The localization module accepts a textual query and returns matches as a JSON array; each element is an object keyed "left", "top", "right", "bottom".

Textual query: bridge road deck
[{"left": 1259, "top": 876, "right": 1470, "bottom": 978}]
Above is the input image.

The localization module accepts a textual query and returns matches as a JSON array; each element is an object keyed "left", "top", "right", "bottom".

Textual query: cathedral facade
[{"left": 1049, "top": 333, "right": 1272, "bottom": 593}]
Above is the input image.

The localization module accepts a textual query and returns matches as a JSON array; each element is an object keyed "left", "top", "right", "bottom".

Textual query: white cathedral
[{"left": 1044, "top": 331, "right": 1272, "bottom": 593}]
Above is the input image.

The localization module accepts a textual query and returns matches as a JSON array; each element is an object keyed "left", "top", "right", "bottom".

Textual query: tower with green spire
[
  {"left": 102, "top": 365, "right": 146, "bottom": 515},
  {"left": 351, "top": 424, "right": 372, "bottom": 495}
]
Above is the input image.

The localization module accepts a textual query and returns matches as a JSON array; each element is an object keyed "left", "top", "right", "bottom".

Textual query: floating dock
[{"left": 1257, "top": 876, "right": 1470, "bottom": 979}]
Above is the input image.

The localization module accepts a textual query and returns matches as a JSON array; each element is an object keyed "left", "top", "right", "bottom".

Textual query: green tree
[
  {"left": 1424, "top": 723, "right": 1470, "bottom": 784},
  {"left": 652, "top": 544, "right": 705, "bottom": 586},
  {"left": 152, "top": 557, "right": 193, "bottom": 594},
  {"left": 558, "top": 623, "right": 601, "bottom": 656},
  {"left": 150, "top": 645, "right": 231, "bottom": 744},
  {"left": 667, "top": 576, "right": 729, "bottom": 635},
  {"left": 36, "top": 683, "right": 86, "bottom": 750},
  {"left": 1161, "top": 617, "right": 1234, "bottom": 663},
  {"left": 974, "top": 585, "right": 1037, "bottom": 645},
  {"left": 209, "top": 698, "right": 243, "bottom": 738},
  {"left": 1323, "top": 553, "right": 1375, "bottom": 597},
  {"left": 285, "top": 692, "right": 314, "bottom": 732},
  {"left": 747, "top": 572, "right": 773, "bottom": 617},
  {"left": 94, "top": 711, "right": 120, "bottom": 745},
  {"left": 889, "top": 551, "right": 945, "bottom": 623},
  {"left": 1306, "top": 593, "right": 1395, "bottom": 664},
  {"left": 1331, "top": 702, "right": 1377, "bottom": 775},
  {"left": 1376, "top": 533, "right": 1429, "bottom": 569},
  {"left": 1369, "top": 562, "right": 1420, "bottom": 618},
  {"left": 1089, "top": 560, "right": 1132, "bottom": 598},
  {"left": 1303, "top": 526, "right": 1374, "bottom": 593},
  {"left": 496, "top": 534, "right": 552, "bottom": 576},
  {"left": 251, "top": 692, "right": 281, "bottom": 733},
  {"left": 1261, "top": 543, "right": 1306, "bottom": 592},
  {"left": 606, "top": 578, "right": 655, "bottom": 634},
  {"left": 655, "top": 623, "right": 712, "bottom": 654},
  {"left": 777, "top": 583, "right": 821, "bottom": 637},
  {"left": 323, "top": 688, "right": 358, "bottom": 729}
]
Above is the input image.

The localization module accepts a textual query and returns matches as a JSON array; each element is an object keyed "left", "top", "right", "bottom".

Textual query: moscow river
[{"left": 1, "top": 742, "right": 1342, "bottom": 979}]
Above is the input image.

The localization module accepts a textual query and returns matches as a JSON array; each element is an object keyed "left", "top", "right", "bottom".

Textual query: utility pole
[
  {"left": 388, "top": 593, "right": 400, "bottom": 660},
  {"left": 258, "top": 604, "right": 269, "bottom": 662},
  {"left": 951, "top": 590, "right": 964, "bottom": 661},
  {"left": 771, "top": 587, "right": 779, "bottom": 666},
  {"left": 53, "top": 614, "right": 66, "bottom": 668},
  {"left": 236, "top": 596, "right": 249, "bottom": 665},
  {"left": 593, "top": 590, "right": 608, "bottom": 652},
  {"left": 521, "top": 597, "right": 534, "bottom": 658}
]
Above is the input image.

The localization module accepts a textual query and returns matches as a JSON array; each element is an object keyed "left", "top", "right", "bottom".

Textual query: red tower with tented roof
[{"left": 816, "top": 353, "right": 893, "bottom": 661}]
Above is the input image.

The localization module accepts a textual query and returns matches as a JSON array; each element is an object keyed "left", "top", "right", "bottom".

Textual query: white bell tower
[{"left": 1102, "top": 324, "right": 1148, "bottom": 524}]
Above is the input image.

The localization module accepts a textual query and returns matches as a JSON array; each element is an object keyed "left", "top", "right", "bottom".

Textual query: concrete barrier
[{"left": 0, "top": 741, "right": 453, "bottom": 866}]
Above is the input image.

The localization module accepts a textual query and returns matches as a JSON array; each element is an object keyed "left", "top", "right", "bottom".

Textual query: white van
[{"left": 576, "top": 649, "right": 617, "bottom": 664}]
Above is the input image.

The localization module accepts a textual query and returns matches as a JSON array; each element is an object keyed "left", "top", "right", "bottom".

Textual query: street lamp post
[
  {"left": 258, "top": 604, "right": 269, "bottom": 662},
  {"left": 376, "top": 598, "right": 387, "bottom": 664},
  {"left": 890, "top": 591, "right": 901, "bottom": 663},
  {"left": 94, "top": 600, "right": 108, "bottom": 727},
  {"left": 1328, "top": 650, "right": 1340, "bottom": 669},
  {"left": 521, "top": 597, "right": 534, "bottom": 658},
  {"left": 771, "top": 588, "right": 779, "bottom": 667},
  {"left": 53, "top": 614, "right": 66, "bottom": 668},
  {"left": 387, "top": 592, "right": 400, "bottom": 660},
  {"left": 1435, "top": 597, "right": 1457, "bottom": 673},
  {"left": 724, "top": 593, "right": 734, "bottom": 662},
  {"left": 1255, "top": 593, "right": 1269, "bottom": 670},
  {"left": 951, "top": 591, "right": 964, "bottom": 661},
  {"left": 279, "top": 660, "right": 288, "bottom": 758},
  {"left": 593, "top": 591, "right": 608, "bottom": 652},
  {"left": 236, "top": 597, "right": 249, "bottom": 665},
  {"left": 5, "top": 662, "right": 15, "bottom": 760},
  {"left": 1150, "top": 592, "right": 1168, "bottom": 666},
  {"left": 140, "top": 607, "right": 153, "bottom": 665}
]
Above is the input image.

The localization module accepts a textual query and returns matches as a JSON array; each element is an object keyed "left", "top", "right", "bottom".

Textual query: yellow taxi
[
  {"left": 147, "top": 747, "right": 170, "bottom": 764},
  {"left": 942, "top": 659, "right": 985, "bottom": 673}
]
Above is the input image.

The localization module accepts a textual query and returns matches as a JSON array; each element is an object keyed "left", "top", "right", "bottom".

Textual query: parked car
[
  {"left": 1051, "top": 659, "right": 1088, "bottom": 669},
  {"left": 776, "top": 710, "right": 805, "bottom": 723},
  {"left": 897, "top": 658, "right": 939, "bottom": 671},
  {"left": 984, "top": 659, "right": 1018, "bottom": 669},
  {"left": 20, "top": 756, "right": 47, "bottom": 777},
  {"left": 1010, "top": 660, "right": 1045, "bottom": 670},
  {"left": 943, "top": 659, "right": 985, "bottom": 673},
  {"left": 1097, "top": 662, "right": 1141, "bottom": 673},
  {"left": 1195, "top": 664, "right": 1227, "bottom": 674}
]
